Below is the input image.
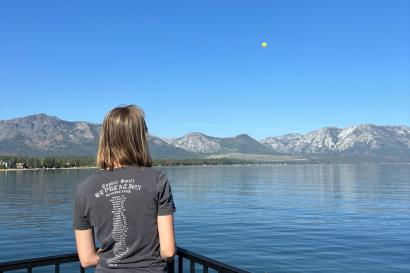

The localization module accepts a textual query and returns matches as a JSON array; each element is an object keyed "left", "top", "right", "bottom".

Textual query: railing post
[
  {"left": 190, "top": 257, "right": 195, "bottom": 273},
  {"left": 178, "top": 255, "right": 183, "bottom": 273},
  {"left": 168, "top": 259, "right": 175, "bottom": 273},
  {"left": 54, "top": 263, "right": 60, "bottom": 273}
]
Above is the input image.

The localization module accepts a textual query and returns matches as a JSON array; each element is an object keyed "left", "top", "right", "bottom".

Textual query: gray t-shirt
[{"left": 72, "top": 165, "right": 176, "bottom": 273}]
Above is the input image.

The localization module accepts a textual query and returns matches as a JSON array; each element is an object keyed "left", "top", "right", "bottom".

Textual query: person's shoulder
[
  {"left": 75, "top": 171, "right": 102, "bottom": 193},
  {"left": 151, "top": 167, "right": 167, "bottom": 178},
  {"left": 152, "top": 168, "right": 170, "bottom": 191},
  {"left": 131, "top": 165, "right": 165, "bottom": 177},
  {"left": 135, "top": 166, "right": 168, "bottom": 184}
]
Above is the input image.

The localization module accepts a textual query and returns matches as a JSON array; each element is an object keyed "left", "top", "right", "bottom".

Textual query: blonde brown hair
[{"left": 96, "top": 105, "right": 152, "bottom": 170}]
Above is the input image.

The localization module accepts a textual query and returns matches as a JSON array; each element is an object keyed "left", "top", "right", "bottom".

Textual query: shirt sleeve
[
  {"left": 156, "top": 170, "right": 176, "bottom": 216},
  {"left": 72, "top": 184, "right": 93, "bottom": 230}
]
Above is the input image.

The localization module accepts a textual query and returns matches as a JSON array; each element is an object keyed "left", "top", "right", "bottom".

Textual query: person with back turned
[{"left": 72, "top": 105, "right": 176, "bottom": 273}]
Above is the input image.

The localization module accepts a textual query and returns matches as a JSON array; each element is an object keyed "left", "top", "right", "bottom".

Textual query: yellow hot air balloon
[{"left": 261, "top": 42, "right": 268, "bottom": 48}]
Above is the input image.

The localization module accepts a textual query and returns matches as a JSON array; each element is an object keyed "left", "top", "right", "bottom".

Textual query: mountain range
[{"left": 0, "top": 114, "right": 409, "bottom": 161}]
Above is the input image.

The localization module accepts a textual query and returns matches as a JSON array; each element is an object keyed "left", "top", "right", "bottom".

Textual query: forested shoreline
[
  {"left": 1, "top": 154, "right": 408, "bottom": 170},
  {"left": 0, "top": 155, "right": 270, "bottom": 169}
]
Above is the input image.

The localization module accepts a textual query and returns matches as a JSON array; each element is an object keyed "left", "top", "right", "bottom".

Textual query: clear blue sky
[{"left": 0, "top": 0, "right": 409, "bottom": 139}]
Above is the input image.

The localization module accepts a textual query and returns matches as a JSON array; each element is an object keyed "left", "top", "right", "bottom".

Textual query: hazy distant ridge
[{"left": 0, "top": 114, "right": 409, "bottom": 159}]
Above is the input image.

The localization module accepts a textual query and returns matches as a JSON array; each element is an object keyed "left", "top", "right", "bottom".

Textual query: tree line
[
  {"left": 0, "top": 155, "right": 270, "bottom": 169},
  {"left": 0, "top": 155, "right": 95, "bottom": 169}
]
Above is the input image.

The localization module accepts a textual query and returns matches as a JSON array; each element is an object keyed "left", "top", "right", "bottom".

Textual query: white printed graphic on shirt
[
  {"left": 93, "top": 178, "right": 142, "bottom": 267},
  {"left": 107, "top": 194, "right": 128, "bottom": 266}
]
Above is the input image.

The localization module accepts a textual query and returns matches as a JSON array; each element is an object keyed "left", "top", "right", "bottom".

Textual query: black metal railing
[
  {"left": 0, "top": 247, "right": 251, "bottom": 273},
  {"left": 169, "top": 247, "right": 251, "bottom": 273},
  {"left": 0, "top": 252, "right": 85, "bottom": 273}
]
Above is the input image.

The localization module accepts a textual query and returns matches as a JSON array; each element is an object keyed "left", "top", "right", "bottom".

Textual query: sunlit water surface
[{"left": 0, "top": 164, "right": 409, "bottom": 273}]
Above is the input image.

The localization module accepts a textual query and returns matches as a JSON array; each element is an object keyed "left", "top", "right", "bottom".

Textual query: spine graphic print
[
  {"left": 93, "top": 178, "right": 142, "bottom": 267},
  {"left": 107, "top": 194, "right": 129, "bottom": 266}
]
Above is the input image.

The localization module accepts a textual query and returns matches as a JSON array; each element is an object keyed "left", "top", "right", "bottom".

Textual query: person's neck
[{"left": 111, "top": 162, "right": 124, "bottom": 169}]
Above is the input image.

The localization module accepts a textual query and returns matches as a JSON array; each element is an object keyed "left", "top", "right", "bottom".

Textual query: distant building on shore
[
  {"left": 16, "top": 162, "right": 24, "bottom": 169},
  {"left": 0, "top": 161, "right": 12, "bottom": 168}
]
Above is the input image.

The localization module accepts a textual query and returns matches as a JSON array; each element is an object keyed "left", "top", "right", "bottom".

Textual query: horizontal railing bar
[
  {"left": 0, "top": 247, "right": 251, "bottom": 273},
  {"left": 0, "top": 253, "right": 79, "bottom": 271},
  {"left": 176, "top": 247, "right": 251, "bottom": 273}
]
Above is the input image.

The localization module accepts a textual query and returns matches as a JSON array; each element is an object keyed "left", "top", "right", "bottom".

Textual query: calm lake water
[{"left": 0, "top": 164, "right": 409, "bottom": 273}]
